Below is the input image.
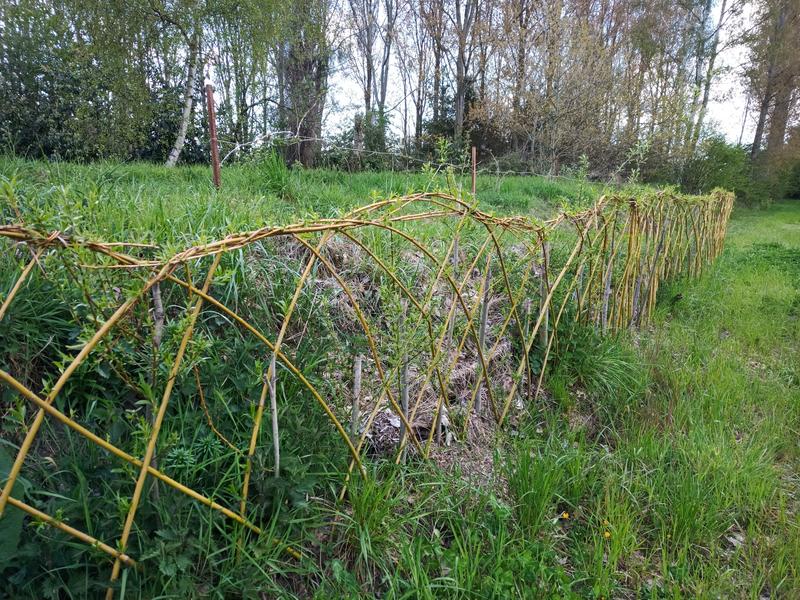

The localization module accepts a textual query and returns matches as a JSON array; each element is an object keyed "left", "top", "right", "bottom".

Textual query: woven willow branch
[{"left": 0, "top": 188, "right": 734, "bottom": 584}]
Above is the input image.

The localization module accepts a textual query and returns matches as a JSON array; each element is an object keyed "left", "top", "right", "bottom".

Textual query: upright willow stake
[
  {"left": 0, "top": 248, "right": 42, "bottom": 322},
  {"left": 350, "top": 354, "right": 362, "bottom": 441},
  {"left": 600, "top": 213, "right": 619, "bottom": 332},
  {"left": 106, "top": 254, "right": 220, "bottom": 600},
  {"left": 269, "top": 353, "right": 279, "bottom": 478},
  {"left": 148, "top": 281, "right": 165, "bottom": 506},
  {"left": 475, "top": 257, "right": 492, "bottom": 414},
  {"left": 239, "top": 232, "right": 330, "bottom": 532},
  {"left": 539, "top": 240, "right": 550, "bottom": 348},
  {"left": 643, "top": 214, "right": 669, "bottom": 326},
  {"left": 398, "top": 356, "right": 409, "bottom": 463}
]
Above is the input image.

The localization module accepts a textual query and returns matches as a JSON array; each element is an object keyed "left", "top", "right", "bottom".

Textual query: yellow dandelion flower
[
  {"left": 561, "top": 511, "right": 570, "bottom": 519},
  {"left": 603, "top": 530, "right": 611, "bottom": 539}
]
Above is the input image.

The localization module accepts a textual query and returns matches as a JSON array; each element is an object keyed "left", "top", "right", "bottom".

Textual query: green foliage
[
  {"left": 0, "top": 0, "right": 206, "bottom": 163},
  {"left": 681, "top": 136, "right": 775, "bottom": 206}
]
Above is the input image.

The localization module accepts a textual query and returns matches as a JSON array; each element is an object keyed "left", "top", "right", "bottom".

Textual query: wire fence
[
  {"left": 217, "top": 131, "right": 633, "bottom": 186},
  {"left": 0, "top": 187, "right": 733, "bottom": 596}
]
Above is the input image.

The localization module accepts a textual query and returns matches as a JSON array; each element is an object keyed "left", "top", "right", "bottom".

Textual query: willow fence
[{"left": 0, "top": 188, "right": 733, "bottom": 596}]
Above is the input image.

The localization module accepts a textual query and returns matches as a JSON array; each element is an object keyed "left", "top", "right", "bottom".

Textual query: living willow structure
[{"left": 0, "top": 188, "right": 733, "bottom": 597}]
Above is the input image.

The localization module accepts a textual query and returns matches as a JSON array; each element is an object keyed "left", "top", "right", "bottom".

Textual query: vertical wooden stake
[
  {"left": 446, "top": 236, "right": 459, "bottom": 348},
  {"left": 148, "top": 283, "right": 164, "bottom": 506},
  {"left": 399, "top": 357, "right": 409, "bottom": 463},
  {"left": 539, "top": 241, "right": 550, "bottom": 348},
  {"left": 269, "top": 353, "right": 279, "bottom": 478},
  {"left": 476, "top": 261, "right": 491, "bottom": 414},
  {"left": 205, "top": 83, "right": 221, "bottom": 189},
  {"left": 601, "top": 233, "right": 616, "bottom": 333},
  {"left": 350, "top": 354, "right": 362, "bottom": 442}
]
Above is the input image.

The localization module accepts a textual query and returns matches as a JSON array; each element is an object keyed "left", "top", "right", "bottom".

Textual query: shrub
[{"left": 681, "top": 136, "right": 771, "bottom": 206}]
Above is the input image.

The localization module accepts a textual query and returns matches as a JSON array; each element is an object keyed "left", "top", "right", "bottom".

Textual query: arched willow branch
[{"left": 0, "top": 188, "right": 734, "bottom": 578}]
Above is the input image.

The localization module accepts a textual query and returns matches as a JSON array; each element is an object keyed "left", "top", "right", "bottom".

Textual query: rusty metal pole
[
  {"left": 471, "top": 146, "right": 477, "bottom": 196},
  {"left": 205, "top": 84, "right": 221, "bottom": 189}
]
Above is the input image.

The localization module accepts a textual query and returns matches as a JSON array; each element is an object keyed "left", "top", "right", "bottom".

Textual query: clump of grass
[{"left": 551, "top": 319, "right": 647, "bottom": 404}]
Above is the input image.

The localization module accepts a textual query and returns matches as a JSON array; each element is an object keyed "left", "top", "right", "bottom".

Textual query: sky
[{"left": 706, "top": 1, "right": 757, "bottom": 144}]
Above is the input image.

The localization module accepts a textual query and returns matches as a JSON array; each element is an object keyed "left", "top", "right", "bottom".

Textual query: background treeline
[{"left": 0, "top": 0, "right": 798, "bottom": 202}]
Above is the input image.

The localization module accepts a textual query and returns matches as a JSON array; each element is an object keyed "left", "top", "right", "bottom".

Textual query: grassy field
[
  {"left": 0, "top": 159, "right": 798, "bottom": 598},
  {"left": 0, "top": 156, "right": 622, "bottom": 242}
]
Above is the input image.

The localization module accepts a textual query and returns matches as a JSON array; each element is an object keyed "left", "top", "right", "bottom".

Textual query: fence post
[{"left": 205, "top": 84, "right": 221, "bottom": 189}]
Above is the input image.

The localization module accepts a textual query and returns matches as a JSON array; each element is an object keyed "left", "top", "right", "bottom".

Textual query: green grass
[
  {"left": 0, "top": 158, "right": 798, "bottom": 598},
  {"left": 0, "top": 155, "right": 622, "bottom": 244}
]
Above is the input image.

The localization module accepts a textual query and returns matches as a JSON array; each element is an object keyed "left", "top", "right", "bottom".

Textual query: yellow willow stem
[
  {"left": 163, "top": 273, "right": 366, "bottom": 479},
  {"left": 0, "top": 248, "right": 42, "bottom": 322},
  {"left": 498, "top": 210, "right": 599, "bottom": 425},
  {"left": 609, "top": 206, "right": 641, "bottom": 330},
  {"left": 7, "top": 496, "right": 136, "bottom": 567},
  {"left": 0, "top": 263, "right": 172, "bottom": 518},
  {"left": 534, "top": 268, "right": 583, "bottom": 398},
  {"left": 239, "top": 231, "right": 332, "bottom": 529},
  {"left": 582, "top": 215, "right": 611, "bottom": 325},
  {"left": 106, "top": 254, "right": 221, "bottom": 599},
  {"left": 0, "top": 369, "right": 300, "bottom": 559},
  {"left": 577, "top": 216, "right": 615, "bottom": 323},
  {"left": 194, "top": 365, "right": 241, "bottom": 454},
  {"left": 612, "top": 206, "right": 640, "bottom": 330}
]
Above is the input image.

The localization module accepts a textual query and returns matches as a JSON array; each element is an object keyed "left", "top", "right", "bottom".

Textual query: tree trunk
[
  {"left": 751, "top": 1, "right": 789, "bottom": 159},
  {"left": 751, "top": 66, "right": 775, "bottom": 159},
  {"left": 689, "top": 0, "right": 727, "bottom": 155},
  {"left": 512, "top": 0, "right": 529, "bottom": 154},
  {"left": 378, "top": 0, "right": 396, "bottom": 115},
  {"left": 165, "top": 30, "right": 200, "bottom": 167},
  {"left": 766, "top": 80, "right": 793, "bottom": 153},
  {"left": 684, "top": 0, "right": 713, "bottom": 153},
  {"left": 432, "top": 42, "right": 442, "bottom": 123},
  {"left": 453, "top": 0, "right": 477, "bottom": 146}
]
